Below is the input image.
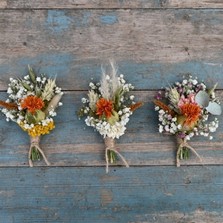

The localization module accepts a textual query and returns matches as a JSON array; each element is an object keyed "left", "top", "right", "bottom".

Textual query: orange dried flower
[
  {"left": 180, "top": 103, "right": 201, "bottom": 127},
  {"left": 21, "top": 95, "right": 44, "bottom": 114},
  {"left": 96, "top": 98, "right": 113, "bottom": 118}
]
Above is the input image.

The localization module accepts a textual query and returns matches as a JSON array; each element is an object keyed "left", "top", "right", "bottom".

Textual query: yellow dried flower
[{"left": 19, "top": 121, "right": 55, "bottom": 137}]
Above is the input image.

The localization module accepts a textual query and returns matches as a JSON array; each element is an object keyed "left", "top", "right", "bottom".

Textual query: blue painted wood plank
[
  {"left": 0, "top": 166, "right": 223, "bottom": 222},
  {"left": 1, "top": 59, "right": 223, "bottom": 91},
  {"left": 0, "top": 9, "right": 223, "bottom": 90}
]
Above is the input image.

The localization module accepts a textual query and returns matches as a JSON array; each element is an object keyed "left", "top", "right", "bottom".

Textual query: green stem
[
  {"left": 108, "top": 150, "right": 117, "bottom": 164},
  {"left": 179, "top": 147, "right": 189, "bottom": 160},
  {"left": 31, "top": 146, "right": 42, "bottom": 161}
]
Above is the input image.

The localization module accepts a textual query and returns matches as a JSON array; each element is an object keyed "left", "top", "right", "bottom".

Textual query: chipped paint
[
  {"left": 73, "top": 11, "right": 91, "bottom": 27},
  {"left": 45, "top": 10, "right": 72, "bottom": 33},
  {"left": 0, "top": 190, "right": 15, "bottom": 197},
  {"left": 100, "top": 13, "right": 118, "bottom": 25},
  {"left": 100, "top": 189, "right": 113, "bottom": 206},
  {"left": 1, "top": 59, "right": 223, "bottom": 91}
]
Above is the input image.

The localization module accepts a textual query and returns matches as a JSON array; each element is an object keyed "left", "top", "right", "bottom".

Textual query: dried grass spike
[
  {"left": 0, "top": 100, "right": 17, "bottom": 110},
  {"left": 130, "top": 102, "right": 143, "bottom": 112},
  {"left": 154, "top": 100, "right": 175, "bottom": 116}
]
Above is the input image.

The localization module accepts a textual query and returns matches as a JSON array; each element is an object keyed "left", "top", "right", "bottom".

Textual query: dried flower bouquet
[
  {"left": 0, "top": 66, "right": 63, "bottom": 166},
  {"left": 79, "top": 62, "right": 142, "bottom": 172},
  {"left": 154, "top": 76, "right": 221, "bottom": 166}
]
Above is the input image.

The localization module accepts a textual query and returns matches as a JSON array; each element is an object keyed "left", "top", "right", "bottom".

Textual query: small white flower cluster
[
  {"left": 165, "top": 76, "right": 206, "bottom": 97},
  {"left": 118, "top": 74, "right": 134, "bottom": 92},
  {"left": 195, "top": 118, "right": 219, "bottom": 140},
  {"left": 156, "top": 107, "right": 181, "bottom": 134},
  {"left": 2, "top": 108, "right": 17, "bottom": 122},
  {"left": 80, "top": 72, "right": 137, "bottom": 139},
  {"left": 7, "top": 78, "right": 27, "bottom": 102},
  {"left": 85, "top": 107, "right": 132, "bottom": 139}
]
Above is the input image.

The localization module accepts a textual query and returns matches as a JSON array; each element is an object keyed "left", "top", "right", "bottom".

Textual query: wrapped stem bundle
[
  {"left": 104, "top": 137, "right": 129, "bottom": 173},
  {"left": 176, "top": 136, "right": 202, "bottom": 167},
  {"left": 154, "top": 76, "right": 221, "bottom": 167},
  {"left": 0, "top": 66, "right": 63, "bottom": 166},
  {"left": 79, "top": 61, "right": 142, "bottom": 173}
]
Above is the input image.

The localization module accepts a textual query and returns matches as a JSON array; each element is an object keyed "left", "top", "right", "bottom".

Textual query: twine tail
[
  {"left": 35, "top": 145, "right": 51, "bottom": 166},
  {"left": 109, "top": 148, "right": 129, "bottom": 168},
  {"left": 176, "top": 145, "right": 181, "bottom": 167},
  {"left": 176, "top": 136, "right": 202, "bottom": 167},
  {"left": 176, "top": 137, "right": 183, "bottom": 167},
  {"left": 105, "top": 148, "right": 109, "bottom": 173},
  {"left": 28, "top": 146, "right": 33, "bottom": 167},
  {"left": 104, "top": 137, "right": 129, "bottom": 173},
  {"left": 185, "top": 143, "right": 202, "bottom": 163}
]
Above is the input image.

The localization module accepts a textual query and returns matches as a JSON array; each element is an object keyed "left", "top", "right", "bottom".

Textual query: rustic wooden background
[{"left": 0, "top": 1, "right": 223, "bottom": 222}]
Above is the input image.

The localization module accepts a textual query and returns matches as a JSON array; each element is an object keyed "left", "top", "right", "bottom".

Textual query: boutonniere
[
  {"left": 79, "top": 62, "right": 142, "bottom": 172},
  {"left": 0, "top": 66, "right": 63, "bottom": 167},
  {"left": 154, "top": 76, "right": 221, "bottom": 166}
]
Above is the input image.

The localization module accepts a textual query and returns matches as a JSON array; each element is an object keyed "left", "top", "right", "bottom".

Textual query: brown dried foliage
[
  {"left": 130, "top": 102, "right": 143, "bottom": 112},
  {"left": 154, "top": 100, "right": 175, "bottom": 116},
  {"left": 0, "top": 100, "right": 18, "bottom": 110}
]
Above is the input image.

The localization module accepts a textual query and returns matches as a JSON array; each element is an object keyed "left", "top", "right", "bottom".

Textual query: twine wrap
[
  {"left": 29, "top": 136, "right": 50, "bottom": 167},
  {"left": 104, "top": 137, "right": 129, "bottom": 173},
  {"left": 176, "top": 137, "right": 202, "bottom": 167}
]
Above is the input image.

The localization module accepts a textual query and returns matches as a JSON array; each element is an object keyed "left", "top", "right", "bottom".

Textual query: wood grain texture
[
  {"left": 1, "top": 0, "right": 223, "bottom": 9},
  {"left": 0, "top": 91, "right": 222, "bottom": 167},
  {"left": 0, "top": 167, "right": 223, "bottom": 223},
  {"left": 1, "top": 2, "right": 223, "bottom": 222},
  {"left": 165, "top": 0, "right": 223, "bottom": 8},
  {"left": 0, "top": 9, "right": 223, "bottom": 90}
]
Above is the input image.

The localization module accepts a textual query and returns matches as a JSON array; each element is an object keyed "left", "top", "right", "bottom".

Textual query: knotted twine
[
  {"left": 176, "top": 137, "right": 202, "bottom": 167},
  {"left": 104, "top": 137, "right": 129, "bottom": 173},
  {"left": 29, "top": 136, "right": 50, "bottom": 167}
]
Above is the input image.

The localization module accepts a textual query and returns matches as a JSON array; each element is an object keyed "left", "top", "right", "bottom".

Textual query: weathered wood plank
[
  {"left": 165, "top": 0, "right": 223, "bottom": 9},
  {"left": 0, "top": 91, "right": 222, "bottom": 167},
  {"left": 0, "top": 9, "right": 223, "bottom": 90},
  {"left": 0, "top": 167, "right": 223, "bottom": 222},
  {"left": 1, "top": 0, "right": 223, "bottom": 9},
  {"left": 0, "top": 2, "right": 222, "bottom": 223}
]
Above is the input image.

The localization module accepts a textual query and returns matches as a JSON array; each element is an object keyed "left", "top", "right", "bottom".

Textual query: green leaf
[
  {"left": 28, "top": 65, "right": 36, "bottom": 84},
  {"left": 114, "top": 88, "right": 123, "bottom": 111},
  {"left": 25, "top": 112, "right": 36, "bottom": 124},
  {"left": 25, "top": 110, "right": 45, "bottom": 124},
  {"left": 107, "top": 110, "right": 119, "bottom": 125},
  {"left": 21, "top": 81, "right": 32, "bottom": 91},
  {"left": 35, "top": 87, "right": 42, "bottom": 97},
  {"left": 206, "top": 102, "right": 222, "bottom": 115},
  {"left": 34, "top": 110, "right": 46, "bottom": 122},
  {"left": 195, "top": 91, "right": 209, "bottom": 107}
]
